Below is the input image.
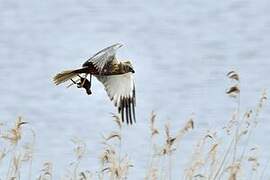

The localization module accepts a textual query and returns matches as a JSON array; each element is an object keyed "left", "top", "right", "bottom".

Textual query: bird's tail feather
[{"left": 53, "top": 67, "right": 88, "bottom": 85}]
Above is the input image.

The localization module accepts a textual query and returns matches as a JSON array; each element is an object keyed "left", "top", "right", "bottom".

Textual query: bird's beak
[{"left": 131, "top": 68, "right": 135, "bottom": 73}]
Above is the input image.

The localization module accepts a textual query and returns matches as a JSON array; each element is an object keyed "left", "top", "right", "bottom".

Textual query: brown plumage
[
  {"left": 53, "top": 61, "right": 134, "bottom": 85},
  {"left": 53, "top": 43, "right": 136, "bottom": 124}
]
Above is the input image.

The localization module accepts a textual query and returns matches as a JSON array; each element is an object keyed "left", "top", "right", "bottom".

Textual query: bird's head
[{"left": 123, "top": 61, "right": 135, "bottom": 73}]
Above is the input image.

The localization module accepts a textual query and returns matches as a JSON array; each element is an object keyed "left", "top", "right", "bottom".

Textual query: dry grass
[
  {"left": 0, "top": 117, "right": 35, "bottom": 180},
  {"left": 183, "top": 71, "right": 268, "bottom": 180},
  {"left": 0, "top": 71, "right": 268, "bottom": 180}
]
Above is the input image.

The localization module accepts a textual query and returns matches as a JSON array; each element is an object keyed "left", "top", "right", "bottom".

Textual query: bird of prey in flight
[{"left": 53, "top": 43, "right": 136, "bottom": 124}]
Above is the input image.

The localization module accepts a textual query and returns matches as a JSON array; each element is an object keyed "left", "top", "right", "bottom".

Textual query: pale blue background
[{"left": 0, "top": 0, "right": 270, "bottom": 179}]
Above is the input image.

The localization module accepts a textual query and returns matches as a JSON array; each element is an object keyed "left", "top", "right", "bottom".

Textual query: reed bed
[{"left": 0, "top": 71, "right": 268, "bottom": 180}]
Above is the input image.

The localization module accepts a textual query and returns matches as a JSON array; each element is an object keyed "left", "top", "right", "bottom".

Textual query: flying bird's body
[{"left": 53, "top": 43, "right": 136, "bottom": 124}]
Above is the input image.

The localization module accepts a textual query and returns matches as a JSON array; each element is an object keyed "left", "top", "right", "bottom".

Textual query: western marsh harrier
[{"left": 53, "top": 43, "right": 136, "bottom": 124}]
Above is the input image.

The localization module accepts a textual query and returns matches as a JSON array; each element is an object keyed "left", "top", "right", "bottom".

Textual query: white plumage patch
[{"left": 96, "top": 73, "right": 136, "bottom": 124}]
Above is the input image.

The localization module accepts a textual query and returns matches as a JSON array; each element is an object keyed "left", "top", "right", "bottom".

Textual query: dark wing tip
[{"left": 117, "top": 96, "right": 136, "bottom": 125}]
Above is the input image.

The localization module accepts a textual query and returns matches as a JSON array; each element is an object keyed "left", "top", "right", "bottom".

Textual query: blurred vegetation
[{"left": 0, "top": 71, "right": 268, "bottom": 180}]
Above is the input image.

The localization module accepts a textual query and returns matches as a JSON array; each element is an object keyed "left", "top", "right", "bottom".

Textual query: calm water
[{"left": 1, "top": 0, "right": 270, "bottom": 179}]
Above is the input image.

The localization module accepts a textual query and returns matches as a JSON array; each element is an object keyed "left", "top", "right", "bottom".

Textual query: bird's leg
[
  {"left": 77, "top": 73, "right": 87, "bottom": 86},
  {"left": 81, "top": 73, "right": 88, "bottom": 87},
  {"left": 76, "top": 75, "right": 84, "bottom": 88},
  {"left": 70, "top": 79, "right": 76, "bottom": 84},
  {"left": 66, "top": 78, "right": 79, "bottom": 88}
]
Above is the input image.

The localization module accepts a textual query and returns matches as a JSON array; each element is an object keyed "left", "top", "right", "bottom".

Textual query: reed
[{"left": 0, "top": 71, "right": 268, "bottom": 180}]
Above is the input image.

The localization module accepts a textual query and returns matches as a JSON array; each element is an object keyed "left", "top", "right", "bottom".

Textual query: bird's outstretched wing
[
  {"left": 83, "top": 43, "right": 123, "bottom": 73},
  {"left": 96, "top": 73, "right": 136, "bottom": 124}
]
